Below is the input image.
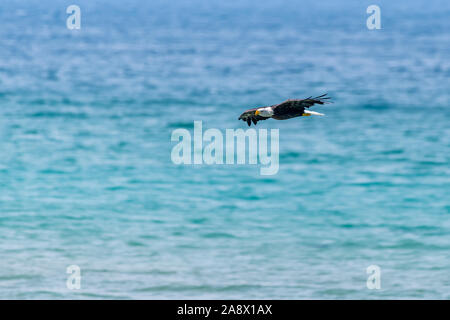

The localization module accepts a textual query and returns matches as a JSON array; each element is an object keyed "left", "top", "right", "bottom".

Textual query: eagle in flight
[{"left": 238, "top": 94, "right": 331, "bottom": 126}]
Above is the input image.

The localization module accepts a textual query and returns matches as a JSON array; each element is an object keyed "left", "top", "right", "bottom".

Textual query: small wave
[
  {"left": 77, "top": 292, "right": 131, "bottom": 299},
  {"left": 29, "top": 111, "right": 88, "bottom": 119},
  {"left": 217, "top": 204, "right": 238, "bottom": 211},
  {"left": 126, "top": 240, "right": 146, "bottom": 247},
  {"left": 280, "top": 151, "right": 303, "bottom": 159},
  {"left": 135, "top": 284, "right": 261, "bottom": 293},
  {"left": 349, "top": 181, "right": 397, "bottom": 187},
  {"left": 316, "top": 288, "right": 360, "bottom": 297},
  {"left": 359, "top": 103, "right": 391, "bottom": 110},
  {"left": 16, "top": 290, "right": 66, "bottom": 299},
  {"left": 202, "top": 232, "right": 236, "bottom": 239},
  {"left": 38, "top": 169, "right": 69, "bottom": 174},
  {"left": 167, "top": 121, "right": 194, "bottom": 129},
  {"left": 105, "top": 185, "right": 128, "bottom": 191},
  {"left": 414, "top": 160, "right": 447, "bottom": 166},
  {"left": 139, "top": 234, "right": 159, "bottom": 240},
  {"left": 376, "top": 239, "right": 445, "bottom": 250},
  {"left": 381, "top": 149, "right": 404, "bottom": 155},
  {"left": 0, "top": 274, "right": 42, "bottom": 281},
  {"left": 189, "top": 218, "right": 208, "bottom": 224}
]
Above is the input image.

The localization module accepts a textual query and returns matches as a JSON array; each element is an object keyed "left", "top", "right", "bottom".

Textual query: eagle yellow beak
[{"left": 255, "top": 110, "right": 260, "bottom": 116}]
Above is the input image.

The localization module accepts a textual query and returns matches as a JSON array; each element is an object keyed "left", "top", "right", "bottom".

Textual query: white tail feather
[{"left": 304, "top": 110, "right": 325, "bottom": 116}]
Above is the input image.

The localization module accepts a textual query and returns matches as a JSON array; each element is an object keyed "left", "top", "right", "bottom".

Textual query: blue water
[{"left": 0, "top": 0, "right": 449, "bottom": 299}]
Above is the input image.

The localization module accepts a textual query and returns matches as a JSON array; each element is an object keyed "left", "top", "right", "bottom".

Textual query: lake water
[{"left": 0, "top": 0, "right": 449, "bottom": 299}]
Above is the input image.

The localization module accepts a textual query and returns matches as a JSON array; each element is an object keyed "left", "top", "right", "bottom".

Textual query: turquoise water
[{"left": 0, "top": 0, "right": 449, "bottom": 299}]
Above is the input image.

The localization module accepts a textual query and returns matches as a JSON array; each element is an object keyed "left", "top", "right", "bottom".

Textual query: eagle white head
[{"left": 255, "top": 107, "right": 274, "bottom": 118}]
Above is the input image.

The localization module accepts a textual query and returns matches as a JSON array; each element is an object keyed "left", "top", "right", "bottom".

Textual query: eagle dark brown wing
[
  {"left": 238, "top": 108, "right": 269, "bottom": 126},
  {"left": 273, "top": 93, "right": 331, "bottom": 112}
]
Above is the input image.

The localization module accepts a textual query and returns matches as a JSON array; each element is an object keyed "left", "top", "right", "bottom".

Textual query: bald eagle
[{"left": 238, "top": 94, "right": 331, "bottom": 126}]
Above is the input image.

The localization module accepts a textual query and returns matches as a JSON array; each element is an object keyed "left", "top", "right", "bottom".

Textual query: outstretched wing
[
  {"left": 238, "top": 108, "right": 269, "bottom": 126},
  {"left": 273, "top": 93, "right": 332, "bottom": 112}
]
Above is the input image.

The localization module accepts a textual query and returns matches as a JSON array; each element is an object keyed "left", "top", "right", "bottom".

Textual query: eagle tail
[{"left": 311, "top": 93, "right": 332, "bottom": 104}]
